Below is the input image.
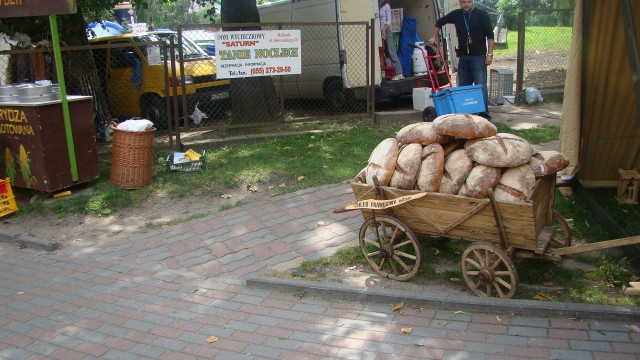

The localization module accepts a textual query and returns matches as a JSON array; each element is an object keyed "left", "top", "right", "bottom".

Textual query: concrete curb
[
  {"left": 0, "top": 230, "right": 58, "bottom": 252},
  {"left": 246, "top": 275, "right": 640, "bottom": 322}
]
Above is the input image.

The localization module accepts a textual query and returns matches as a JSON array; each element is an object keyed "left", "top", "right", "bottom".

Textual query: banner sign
[
  {"left": 0, "top": 0, "right": 77, "bottom": 18},
  {"left": 344, "top": 193, "right": 427, "bottom": 210},
  {"left": 214, "top": 30, "right": 301, "bottom": 79}
]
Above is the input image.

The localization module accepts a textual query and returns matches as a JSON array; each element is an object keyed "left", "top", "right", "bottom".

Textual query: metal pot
[
  {"left": 17, "top": 84, "right": 53, "bottom": 97},
  {"left": 0, "top": 85, "right": 18, "bottom": 96}
]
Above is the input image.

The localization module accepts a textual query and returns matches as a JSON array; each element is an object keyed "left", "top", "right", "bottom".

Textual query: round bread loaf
[
  {"left": 494, "top": 165, "right": 536, "bottom": 202},
  {"left": 433, "top": 113, "right": 497, "bottom": 139},
  {"left": 438, "top": 149, "right": 473, "bottom": 194},
  {"left": 390, "top": 143, "right": 423, "bottom": 189},
  {"left": 365, "top": 138, "right": 399, "bottom": 186},
  {"left": 458, "top": 164, "right": 501, "bottom": 198},
  {"left": 464, "top": 133, "right": 534, "bottom": 167},
  {"left": 416, "top": 144, "right": 444, "bottom": 192},
  {"left": 396, "top": 122, "right": 452, "bottom": 145},
  {"left": 528, "top": 150, "right": 569, "bottom": 177}
]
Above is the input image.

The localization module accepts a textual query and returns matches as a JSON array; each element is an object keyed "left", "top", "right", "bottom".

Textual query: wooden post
[{"left": 616, "top": 169, "right": 640, "bottom": 205}]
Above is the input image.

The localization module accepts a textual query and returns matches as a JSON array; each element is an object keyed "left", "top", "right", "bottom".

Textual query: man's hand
[
  {"left": 485, "top": 56, "right": 493, "bottom": 66},
  {"left": 428, "top": 37, "right": 436, "bottom": 45}
]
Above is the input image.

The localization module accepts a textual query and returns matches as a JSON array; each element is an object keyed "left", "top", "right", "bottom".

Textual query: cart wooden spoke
[
  {"left": 359, "top": 215, "right": 422, "bottom": 281},
  {"left": 461, "top": 242, "right": 518, "bottom": 298},
  {"left": 549, "top": 211, "right": 572, "bottom": 247}
]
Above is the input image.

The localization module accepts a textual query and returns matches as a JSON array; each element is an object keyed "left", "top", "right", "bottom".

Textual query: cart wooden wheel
[
  {"left": 359, "top": 215, "right": 422, "bottom": 281},
  {"left": 461, "top": 242, "right": 519, "bottom": 298},
  {"left": 549, "top": 211, "right": 572, "bottom": 247}
]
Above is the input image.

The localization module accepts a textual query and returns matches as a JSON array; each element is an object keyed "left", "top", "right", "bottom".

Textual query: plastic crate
[
  {"left": 166, "top": 151, "right": 206, "bottom": 172},
  {"left": 0, "top": 178, "right": 18, "bottom": 218},
  {"left": 489, "top": 69, "right": 514, "bottom": 105},
  {"left": 430, "top": 84, "right": 486, "bottom": 116}
]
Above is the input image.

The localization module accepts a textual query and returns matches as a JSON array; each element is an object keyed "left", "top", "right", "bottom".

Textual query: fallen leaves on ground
[
  {"left": 401, "top": 327, "right": 412, "bottom": 334},
  {"left": 390, "top": 302, "right": 404, "bottom": 312},
  {"left": 206, "top": 336, "right": 219, "bottom": 343},
  {"left": 533, "top": 292, "right": 554, "bottom": 301}
]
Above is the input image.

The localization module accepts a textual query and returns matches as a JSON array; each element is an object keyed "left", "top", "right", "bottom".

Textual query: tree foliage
[
  {"left": 136, "top": 0, "right": 210, "bottom": 30},
  {"left": 496, "top": 0, "right": 575, "bottom": 29}
]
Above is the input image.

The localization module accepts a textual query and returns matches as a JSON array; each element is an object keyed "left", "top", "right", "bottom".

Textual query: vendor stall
[
  {"left": 0, "top": 0, "right": 100, "bottom": 193},
  {"left": 0, "top": 95, "right": 99, "bottom": 192}
]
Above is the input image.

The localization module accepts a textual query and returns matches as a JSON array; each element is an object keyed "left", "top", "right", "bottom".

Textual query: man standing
[
  {"left": 379, "top": 0, "right": 403, "bottom": 80},
  {"left": 429, "top": 0, "right": 494, "bottom": 120}
]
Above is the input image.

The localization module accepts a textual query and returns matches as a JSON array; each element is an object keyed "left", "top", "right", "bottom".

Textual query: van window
[
  {"left": 135, "top": 33, "right": 208, "bottom": 60},
  {"left": 110, "top": 40, "right": 138, "bottom": 69}
]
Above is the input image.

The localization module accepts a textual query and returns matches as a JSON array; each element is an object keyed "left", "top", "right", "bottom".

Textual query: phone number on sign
[{"left": 250, "top": 66, "right": 292, "bottom": 75}]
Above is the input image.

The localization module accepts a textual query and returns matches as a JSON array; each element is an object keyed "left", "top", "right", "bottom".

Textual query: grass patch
[
  {"left": 495, "top": 123, "right": 560, "bottom": 145},
  {"left": 587, "top": 188, "right": 640, "bottom": 236},
  {"left": 494, "top": 27, "right": 572, "bottom": 58},
  {"left": 299, "top": 246, "right": 366, "bottom": 270}
]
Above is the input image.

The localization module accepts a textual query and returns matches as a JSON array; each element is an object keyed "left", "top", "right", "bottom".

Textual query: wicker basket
[{"left": 110, "top": 124, "right": 156, "bottom": 189}]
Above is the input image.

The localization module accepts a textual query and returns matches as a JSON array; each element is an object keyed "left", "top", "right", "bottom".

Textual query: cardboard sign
[
  {"left": 0, "top": 0, "right": 77, "bottom": 18},
  {"left": 214, "top": 30, "right": 301, "bottom": 79}
]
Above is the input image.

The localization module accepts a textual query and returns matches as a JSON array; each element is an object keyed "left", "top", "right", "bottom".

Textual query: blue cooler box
[{"left": 430, "top": 85, "right": 486, "bottom": 115}]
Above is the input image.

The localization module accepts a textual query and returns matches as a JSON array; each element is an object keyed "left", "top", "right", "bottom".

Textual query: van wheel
[
  {"left": 325, "top": 81, "right": 355, "bottom": 112},
  {"left": 141, "top": 95, "right": 167, "bottom": 129},
  {"left": 423, "top": 106, "right": 437, "bottom": 122}
]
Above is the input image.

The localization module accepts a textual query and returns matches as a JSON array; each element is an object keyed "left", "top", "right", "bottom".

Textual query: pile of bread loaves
[{"left": 355, "top": 114, "right": 569, "bottom": 202}]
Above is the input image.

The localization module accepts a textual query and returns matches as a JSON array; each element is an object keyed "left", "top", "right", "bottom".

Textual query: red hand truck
[{"left": 408, "top": 43, "right": 452, "bottom": 121}]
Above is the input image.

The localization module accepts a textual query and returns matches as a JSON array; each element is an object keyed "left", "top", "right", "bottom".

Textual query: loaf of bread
[
  {"left": 528, "top": 150, "right": 569, "bottom": 177},
  {"left": 438, "top": 149, "right": 473, "bottom": 194},
  {"left": 433, "top": 113, "right": 497, "bottom": 139},
  {"left": 464, "top": 133, "right": 534, "bottom": 167},
  {"left": 494, "top": 165, "right": 536, "bottom": 202},
  {"left": 365, "top": 138, "right": 399, "bottom": 186},
  {"left": 416, "top": 144, "right": 444, "bottom": 192},
  {"left": 390, "top": 144, "right": 422, "bottom": 189},
  {"left": 396, "top": 122, "right": 452, "bottom": 145},
  {"left": 458, "top": 164, "right": 502, "bottom": 198}
]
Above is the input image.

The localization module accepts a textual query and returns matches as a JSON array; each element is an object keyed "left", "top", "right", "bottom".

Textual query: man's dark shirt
[{"left": 435, "top": 8, "right": 494, "bottom": 56}]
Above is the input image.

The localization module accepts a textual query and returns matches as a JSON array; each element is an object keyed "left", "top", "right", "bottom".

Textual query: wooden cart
[{"left": 337, "top": 174, "right": 640, "bottom": 299}]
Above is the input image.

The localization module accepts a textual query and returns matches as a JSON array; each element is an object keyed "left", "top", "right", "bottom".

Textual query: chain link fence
[
  {"left": 1, "top": 22, "right": 371, "bottom": 150},
  {"left": 174, "top": 22, "right": 371, "bottom": 141},
  {"left": 515, "top": 8, "right": 574, "bottom": 103}
]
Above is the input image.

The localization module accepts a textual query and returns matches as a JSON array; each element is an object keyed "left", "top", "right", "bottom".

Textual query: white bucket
[{"left": 412, "top": 42, "right": 428, "bottom": 75}]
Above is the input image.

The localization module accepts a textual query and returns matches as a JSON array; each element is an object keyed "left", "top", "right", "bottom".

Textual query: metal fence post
[{"left": 516, "top": 10, "right": 526, "bottom": 105}]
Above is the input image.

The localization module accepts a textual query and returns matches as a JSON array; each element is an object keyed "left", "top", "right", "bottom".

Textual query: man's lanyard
[{"left": 464, "top": 10, "right": 473, "bottom": 54}]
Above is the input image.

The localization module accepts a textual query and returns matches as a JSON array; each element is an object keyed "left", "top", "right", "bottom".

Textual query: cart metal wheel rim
[
  {"left": 358, "top": 215, "right": 422, "bottom": 281},
  {"left": 550, "top": 211, "right": 572, "bottom": 247},
  {"left": 461, "top": 242, "right": 519, "bottom": 298}
]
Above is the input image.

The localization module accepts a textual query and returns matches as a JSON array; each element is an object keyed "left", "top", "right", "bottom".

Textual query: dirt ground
[{"left": 1, "top": 177, "right": 270, "bottom": 248}]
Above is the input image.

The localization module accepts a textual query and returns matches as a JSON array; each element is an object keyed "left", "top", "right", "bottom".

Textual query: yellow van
[{"left": 89, "top": 31, "right": 229, "bottom": 128}]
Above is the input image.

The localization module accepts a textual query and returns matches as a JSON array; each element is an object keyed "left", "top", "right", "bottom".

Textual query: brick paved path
[{"left": 1, "top": 183, "right": 639, "bottom": 359}]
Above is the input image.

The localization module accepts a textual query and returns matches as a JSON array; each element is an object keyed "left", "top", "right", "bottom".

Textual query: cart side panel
[
  {"left": 529, "top": 175, "right": 556, "bottom": 236},
  {"left": 351, "top": 182, "right": 539, "bottom": 249}
]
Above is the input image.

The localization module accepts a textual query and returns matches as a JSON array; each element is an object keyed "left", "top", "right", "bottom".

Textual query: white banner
[
  {"left": 344, "top": 193, "right": 427, "bottom": 210},
  {"left": 214, "top": 30, "right": 301, "bottom": 79}
]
